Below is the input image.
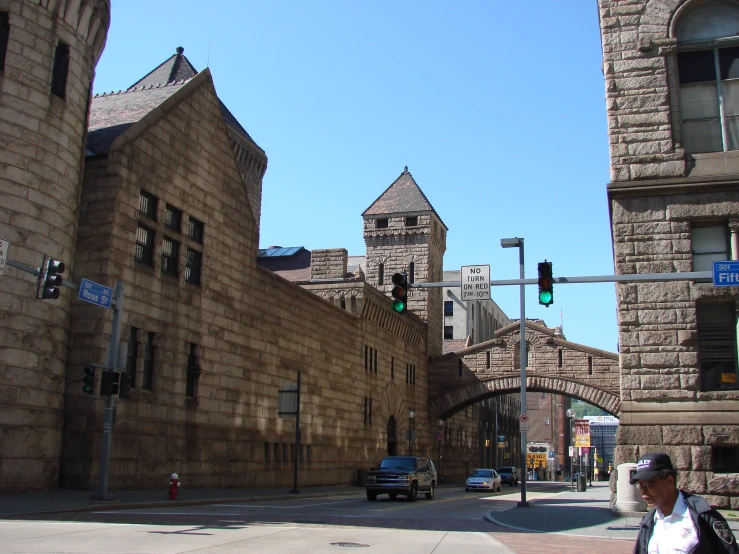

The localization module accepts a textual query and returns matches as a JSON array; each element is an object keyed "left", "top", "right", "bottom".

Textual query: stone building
[
  {"left": 0, "top": 0, "right": 110, "bottom": 493},
  {"left": 598, "top": 0, "right": 739, "bottom": 505}
]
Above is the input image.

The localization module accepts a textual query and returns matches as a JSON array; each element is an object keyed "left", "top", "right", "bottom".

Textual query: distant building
[{"left": 441, "top": 270, "right": 511, "bottom": 349}]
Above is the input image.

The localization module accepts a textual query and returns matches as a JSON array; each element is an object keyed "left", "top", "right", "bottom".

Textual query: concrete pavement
[{"left": 0, "top": 484, "right": 361, "bottom": 517}]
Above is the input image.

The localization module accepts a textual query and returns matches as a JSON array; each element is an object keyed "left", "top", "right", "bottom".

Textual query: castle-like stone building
[
  {"left": 0, "top": 0, "right": 489, "bottom": 491},
  {"left": 599, "top": 0, "right": 739, "bottom": 506}
]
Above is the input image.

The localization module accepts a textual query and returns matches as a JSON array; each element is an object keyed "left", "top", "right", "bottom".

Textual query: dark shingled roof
[
  {"left": 128, "top": 46, "right": 198, "bottom": 90},
  {"left": 363, "top": 167, "right": 447, "bottom": 229},
  {"left": 87, "top": 47, "right": 260, "bottom": 155},
  {"left": 88, "top": 82, "right": 187, "bottom": 154}
]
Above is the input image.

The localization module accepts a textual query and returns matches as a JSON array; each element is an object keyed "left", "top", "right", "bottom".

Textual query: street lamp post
[
  {"left": 408, "top": 408, "right": 415, "bottom": 455},
  {"left": 437, "top": 418, "right": 444, "bottom": 483},
  {"left": 501, "top": 237, "right": 528, "bottom": 508},
  {"left": 566, "top": 407, "right": 575, "bottom": 492}
]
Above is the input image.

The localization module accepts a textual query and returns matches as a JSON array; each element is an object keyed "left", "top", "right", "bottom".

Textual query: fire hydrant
[{"left": 169, "top": 473, "right": 181, "bottom": 500}]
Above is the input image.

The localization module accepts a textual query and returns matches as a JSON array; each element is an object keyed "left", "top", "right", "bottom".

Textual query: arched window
[{"left": 676, "top": 1, "right": 739, "bottom": 153}]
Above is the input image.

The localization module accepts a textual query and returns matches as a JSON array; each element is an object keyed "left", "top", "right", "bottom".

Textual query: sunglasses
[{"left": 637, "top": 477, "right": 662, "bottom": 489}]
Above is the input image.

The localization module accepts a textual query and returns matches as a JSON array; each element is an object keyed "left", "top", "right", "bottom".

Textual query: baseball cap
[{"left": 629, "top": 452, "right": 674, "bottom": 484}]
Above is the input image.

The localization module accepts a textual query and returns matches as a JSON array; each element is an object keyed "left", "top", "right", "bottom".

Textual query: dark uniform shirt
[{"left": 634, "top": 491, "right": 739, "bottom": 554}]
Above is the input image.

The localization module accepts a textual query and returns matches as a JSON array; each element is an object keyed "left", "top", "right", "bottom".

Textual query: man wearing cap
[{"left": 632, "top": 452, "right": 739, "bottom": 554}]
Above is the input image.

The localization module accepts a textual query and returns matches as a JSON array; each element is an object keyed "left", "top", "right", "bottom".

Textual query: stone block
[
  {"left": 678, "top": 471, "right": 707, "bottom": 494},
  {"left": 618, "top": 425, "right": 662, "bottom": 445},
  {"left": 640, "top": 353, "right": 679, "bottom": 368},
  {"left": 704, "top": 426, "right": 739, "bottom": 445},
  {"left": 662, "top": 425, "right": 702, "bottom": 445},
  {"left": 692, "top": 446, "right": 712, "bottom": 471},
  {"left": 702, "top": 495, "right": 730, "bottom": 508}
]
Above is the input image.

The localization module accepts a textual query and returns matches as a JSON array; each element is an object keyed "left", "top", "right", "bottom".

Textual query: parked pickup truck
[{"left": 365, "top": 455, "right": 437, "bottom": 502}]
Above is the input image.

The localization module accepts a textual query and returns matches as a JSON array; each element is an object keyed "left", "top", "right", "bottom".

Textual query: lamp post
[
  {"left": 501, "top": 237, "right": 528, "bottom": 508},
  {"left": 408, "top": 408, "right": 415, "bottom": 455},
  {"left": 566, "top": 407, "right": 576, "bottom": 492},
  {"left": 437, "top": 418, "right": 444, "bottom": 483}
]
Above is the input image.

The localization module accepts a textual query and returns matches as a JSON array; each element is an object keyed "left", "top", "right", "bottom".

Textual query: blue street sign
[
  {"left": 713, "top": 261, "right": 739, "bottom": 287},
  {"left": 78, "top": 278, "right": 113, "bottom": 309}
]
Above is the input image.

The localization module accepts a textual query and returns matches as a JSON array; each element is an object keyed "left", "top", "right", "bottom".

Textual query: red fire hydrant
[{"left": 169, "top": 473, "right": 181, "bottom": 500}]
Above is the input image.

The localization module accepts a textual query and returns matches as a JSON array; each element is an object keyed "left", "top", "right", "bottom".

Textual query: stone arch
[
  {"left": 429, "top": 374, "right": 620, "bottom": 421},
  {"left": 669, "top": 0, "right": 739, "bottom": 39}
]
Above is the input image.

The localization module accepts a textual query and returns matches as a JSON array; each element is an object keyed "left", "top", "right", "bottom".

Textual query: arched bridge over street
[{"left": 428, "top": 321, "right": 620, "bottom": 419}]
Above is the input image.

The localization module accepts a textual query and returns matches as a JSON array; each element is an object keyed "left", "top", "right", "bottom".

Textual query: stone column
[{"left": 730, "top": 219, "right": 739, "bottom": 261}]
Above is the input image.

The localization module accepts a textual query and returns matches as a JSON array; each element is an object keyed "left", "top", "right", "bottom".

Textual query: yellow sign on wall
[{"left": 527, "top": 453, "right": 547, "bottom": 467}]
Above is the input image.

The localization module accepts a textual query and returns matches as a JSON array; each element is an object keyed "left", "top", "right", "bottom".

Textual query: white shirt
[{"left": 648, "top": 492, "right": 699, "bottom": 554}]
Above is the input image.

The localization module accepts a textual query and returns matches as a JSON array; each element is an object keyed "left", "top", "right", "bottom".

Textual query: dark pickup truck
[{"left": 365, "top": 455, "right": 437, "bottom": 502}]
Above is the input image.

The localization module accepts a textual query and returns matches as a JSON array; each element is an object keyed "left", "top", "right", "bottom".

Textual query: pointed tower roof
[
  {"left": 128, "top": 46, "right": 198, "bottom": 90},
  {"left": 363, "top": 167, "right": 447, "bottom": 229}
]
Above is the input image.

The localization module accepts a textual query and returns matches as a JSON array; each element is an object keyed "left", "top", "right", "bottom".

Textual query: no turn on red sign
[{"left": 461, "top": 265, "right": 490, "bottom": 301}]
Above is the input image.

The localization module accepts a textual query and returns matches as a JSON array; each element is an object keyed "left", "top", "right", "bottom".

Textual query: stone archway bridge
[{"left": 428, "top": 320, "right": 620, "bottom": 420}]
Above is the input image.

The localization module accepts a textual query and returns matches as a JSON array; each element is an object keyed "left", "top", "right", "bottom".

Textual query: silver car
[{"left": 465, "top": 468, "right": 501, "bottom": 492}]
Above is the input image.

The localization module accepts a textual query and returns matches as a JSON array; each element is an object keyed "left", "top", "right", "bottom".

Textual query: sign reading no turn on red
[{"left": 461, "top": 265, "right": 490, "bottom": 301}]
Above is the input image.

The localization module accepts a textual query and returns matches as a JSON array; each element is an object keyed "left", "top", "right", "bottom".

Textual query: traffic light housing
[
  {"left": 40, "top": 258, "right": 65, "bottom": 299},
  {"left": 100, "top": 371, "right": 121, "bottom": 396},
  {"left": 537, "top": 261, "right": 554, "bottom": 307},
  {"left": 119, "top": 372, "right": 132, "bottom": 399},
  {"left": 390, "top": 272, "right": 408, "bottom": 314},
  {"left": 83, "top": 366, "right": 95, "bottom": 395}
]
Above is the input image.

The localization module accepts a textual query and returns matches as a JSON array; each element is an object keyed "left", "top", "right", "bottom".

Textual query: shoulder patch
[{"left": 713, "top": 520, "right": 735, "bottom": 545}]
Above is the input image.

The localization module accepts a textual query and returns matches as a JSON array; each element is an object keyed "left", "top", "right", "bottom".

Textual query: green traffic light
[
  {"left": 392, "top": 300, "right": 406, "bottom": 313},
  {"left": 82, "top": 385, "right": 93, "bottom": 394},
  {"left": 539, "top": 290, "right": 553, "bottom": 305}
]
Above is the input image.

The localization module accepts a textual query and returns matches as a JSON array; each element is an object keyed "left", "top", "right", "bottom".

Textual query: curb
[
  {"left": 4, "top": 489, "right": 363, "bottom": 518},
  {"left": 485, "top": 510, "right": 634, "bottom": 541}
]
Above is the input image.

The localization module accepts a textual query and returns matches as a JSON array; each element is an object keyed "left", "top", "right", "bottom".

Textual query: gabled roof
[
  {"left": 128, "top": 46, "right": 198, "bottom": 90},
  {"left": 362, "top": 167, "right": 447, "bottom": 230},
  {"left": 88, "top": 81, "right": 189, "bottom": 154},
  {"left": 87, "top": 47, "right": 261, "bottom": 155}
]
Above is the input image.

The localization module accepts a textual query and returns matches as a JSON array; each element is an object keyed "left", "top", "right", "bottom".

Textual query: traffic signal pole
[{"left": 91, "top": 279, "right": 124, "bottom": 502}]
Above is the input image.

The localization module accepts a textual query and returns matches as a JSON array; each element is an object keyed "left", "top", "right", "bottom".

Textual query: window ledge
[{"left": 688, "top": 150, "right": 739, "bottom": 178}]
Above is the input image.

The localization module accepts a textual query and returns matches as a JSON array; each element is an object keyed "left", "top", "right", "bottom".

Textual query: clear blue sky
[{"left": 95, "top": 1, "right": 618, "bottom": 353}]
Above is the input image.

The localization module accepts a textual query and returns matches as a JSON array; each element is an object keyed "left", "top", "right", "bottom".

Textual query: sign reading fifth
[{"left": 461, "top": 265, "right": 490, "bottom": 301}]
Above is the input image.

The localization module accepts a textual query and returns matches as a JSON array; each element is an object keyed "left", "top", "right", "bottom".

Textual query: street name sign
[
  {"left": 78, "top": 278, "right": 113, "bottom": 309},
  {"left": 713, "top": 261, "right": 739, "bottom": 286},
  {"left": 0, "top": 238, "right": 8, "bottom": 276},
  {"left": 461, "top": 264, "right": 490, "bottom": 301}
]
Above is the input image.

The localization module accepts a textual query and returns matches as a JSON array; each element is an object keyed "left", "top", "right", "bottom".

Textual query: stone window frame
[
  {"left": 665, "top": 1, "right": 739, "bottom": 154},
  {"left": 375, "top": 218, "right": 389, "bottom": 229},
  {"left": 139, "top": 189, "right": 158, "bottom": 221},
  {"left": 185, "top": 247, "right": 202, "bottom": 285},
  {"left": 164, "top": 203, "right": 182, "bottom": 232}
]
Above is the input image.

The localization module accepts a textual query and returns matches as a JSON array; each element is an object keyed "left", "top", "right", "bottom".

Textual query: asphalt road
[{"left": 0, "top": 484, "right": 634, "bottom": 554}]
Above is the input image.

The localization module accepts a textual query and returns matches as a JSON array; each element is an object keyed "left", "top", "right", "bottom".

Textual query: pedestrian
[{"left": 630, "top": 452, "right": 739, "bottom": 554}]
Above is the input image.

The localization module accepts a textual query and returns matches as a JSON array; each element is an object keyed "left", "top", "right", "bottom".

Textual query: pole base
[
  {"left": 516, "top": 501, "right": 530, "bottom": 508},
  {"left": 290, "top": 489, "right": 301, "bottom": 494},
  {"left": 89, "top": 493, "right": 116, "bottom": 502}
]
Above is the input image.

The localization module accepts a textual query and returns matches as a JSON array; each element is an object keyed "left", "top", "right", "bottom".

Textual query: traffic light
[
  {"left": 83, "top": 366, "right": 95, "bottom": 395},
  {"left": 100, "top": 371, "right": 121, "bottom": 396},
  {"left": 119, "top": 372, "right": 132, "bottom": 399},
  {"left": 40, "top": 258, "right": 65, "bottom": 299},
  {"left": 390, "top": 272, "right": 408, "bottom": 314},
  {"left": 537, "top": 261, "right": 554, "bottom": 307}
]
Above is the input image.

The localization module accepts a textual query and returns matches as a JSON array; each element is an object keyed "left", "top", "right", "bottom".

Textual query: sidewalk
[
  {"left": 486, "top": 481, "right": 739, "bottom": 540},
  {"left": 0, "top": 484, "right": 362, "bottom": 518}
]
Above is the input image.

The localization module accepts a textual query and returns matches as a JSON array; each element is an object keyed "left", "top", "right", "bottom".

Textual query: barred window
[
  {"left": 186, "top": 343, "right": 200, "bottom": 398},
  {"left": 164, "top": 204, "right": 182, "bottom": 231},
  {"left": 161, "top": 237, "right": 179, "bottom": 276},
  {"left": 405, "top": 216, "right": 418, "bottom": 227},
  {"left": 185, "top": 248, "right": 202, "bottom": 285},
  {"left": 139, "top": 190, "right": 158, "bottom": 220},
  {"left": 274, "top": 443, "right": 280, "bottom": 462},
  {"left": 142, "top": 332, "right": 155, "bottom": 391},
  {"left": 0, "top": 12, "right": 8, "bottom": 72},
  {"left": 126, "top": 327, "right": 138, "bottom": 388},
  {"left": 188, "top": 216, "right": 204, "bottom": 243},
  {"left": 697, "top": 301, "right": 738, "bottom": 391},
  {"left": 135, "top": 226, "right": 154, "bottom": 266},
  {"left": 51, "top": 41, "right": 70, "bottom": 98}
]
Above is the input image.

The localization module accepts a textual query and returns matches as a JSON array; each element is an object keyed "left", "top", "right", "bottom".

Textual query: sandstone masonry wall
[{"left": 0, "top": 0, "right": 109, "bottom": 492}]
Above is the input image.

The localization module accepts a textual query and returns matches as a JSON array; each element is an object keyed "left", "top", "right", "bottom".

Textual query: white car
[{"left": 465, "top": 468, "right": 501, "bottom": 492}]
